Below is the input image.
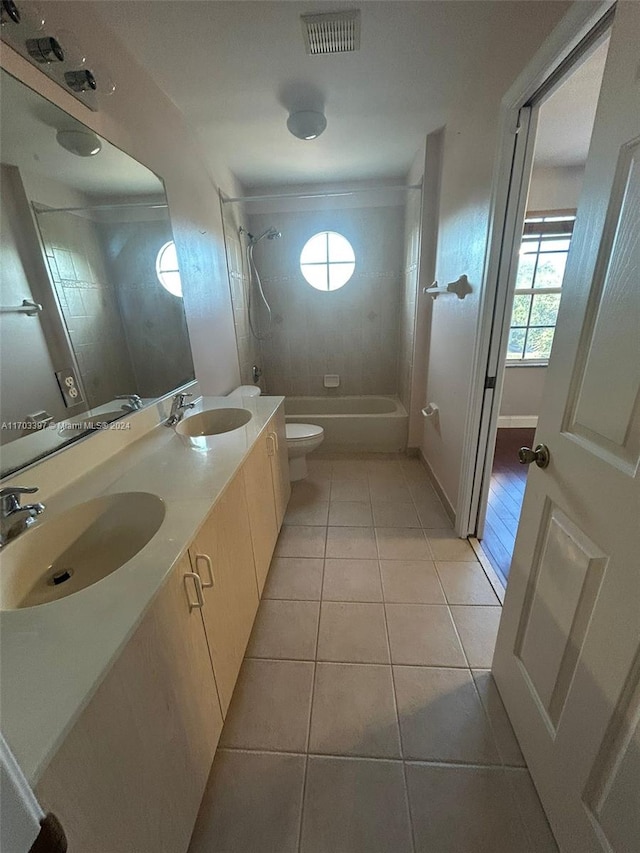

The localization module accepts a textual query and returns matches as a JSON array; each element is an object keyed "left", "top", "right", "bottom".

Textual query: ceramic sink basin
[
  {"left": 175, "top": 407, "right": 252, "bottom": 450},
  {"left": 0, "top": 492, "right": 165, "bottom": 610}
]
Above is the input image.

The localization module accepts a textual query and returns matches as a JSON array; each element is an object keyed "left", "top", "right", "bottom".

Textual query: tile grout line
[
  {"left": 295, "top": 535, "right": 327, "bottom": 853},
  {"left": 376, "top": 533, "right": 418, "bottom": 853}
]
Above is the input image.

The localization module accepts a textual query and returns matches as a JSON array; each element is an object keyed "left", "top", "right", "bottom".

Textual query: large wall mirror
[{"left": 0, "top": 70, "right": 195, "bottom": 477}]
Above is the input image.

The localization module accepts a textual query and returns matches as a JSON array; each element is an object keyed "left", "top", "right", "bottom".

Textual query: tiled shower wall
[
  {"left": 397, "top": 188, "right": 423, "bottom": 411},
  {"left": 221, "top": 201, "right": 262, "bottom": 388},
  {"left": 36, "top": 210, "right": 136, "bottom": 409},
  {"left": 245, "top": 203, "right": 405, "bottom": 397}
]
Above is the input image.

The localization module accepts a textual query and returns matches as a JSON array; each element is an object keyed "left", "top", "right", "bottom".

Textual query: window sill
[{"left": 505, "top": 361, "right": 549, "bottom": 368}]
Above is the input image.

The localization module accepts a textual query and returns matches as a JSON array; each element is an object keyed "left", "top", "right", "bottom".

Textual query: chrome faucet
[
  {"left": 166, "top": 392, "right": 195, "bottom": 427},
  {"left": 0, "top": 486, "right": 45, "bottom": 547},
  {"left": 115, "top": 394, "right": 143, "bottom": 412}
]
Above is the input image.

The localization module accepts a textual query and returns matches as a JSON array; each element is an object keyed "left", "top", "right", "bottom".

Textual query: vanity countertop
[{"left": 0, "top": 394, "right": 284, "bottom": 784}]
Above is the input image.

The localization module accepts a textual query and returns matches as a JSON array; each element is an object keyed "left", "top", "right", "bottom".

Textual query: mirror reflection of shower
[{"left": 240, "top": 225, "right": 281, "bottom": 340}]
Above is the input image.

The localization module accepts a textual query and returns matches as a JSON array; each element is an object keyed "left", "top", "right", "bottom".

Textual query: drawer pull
[
  {"left": 184, "top": 571, "right": 204, "bottom": 609},
  {"left": 266, "top": 434, "right": 275, "bottom": 457},
  {"left": 195, "top": 553, "right": 215, "bottom": 588}
]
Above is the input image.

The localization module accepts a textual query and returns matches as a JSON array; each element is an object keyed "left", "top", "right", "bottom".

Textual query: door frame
[{"left": 456, "top": 0, "right": 616, "bottom": 551}]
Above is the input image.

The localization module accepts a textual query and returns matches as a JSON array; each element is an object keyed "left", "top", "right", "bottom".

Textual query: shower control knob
[{"left": 518, "top": 444, "right": 550, "bottom": 469}]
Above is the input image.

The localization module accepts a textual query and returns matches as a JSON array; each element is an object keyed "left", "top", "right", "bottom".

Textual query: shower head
[{"left": 249, "top": 227, "right": 281, "bottom": 245}]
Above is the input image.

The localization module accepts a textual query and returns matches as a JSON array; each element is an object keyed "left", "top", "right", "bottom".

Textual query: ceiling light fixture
[
  {"left": 287, "top": 110, "right": 327, "bottom": 141},
  {"left": 56, "top": 129, "right": 102, "bottom": 157}
]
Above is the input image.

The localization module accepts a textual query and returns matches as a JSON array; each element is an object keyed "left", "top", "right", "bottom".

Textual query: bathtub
[{"left": 285, "top": 396, "right": 408, "bottom": 453}]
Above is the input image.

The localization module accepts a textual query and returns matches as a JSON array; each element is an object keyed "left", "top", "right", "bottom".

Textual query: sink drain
[{"left": 48, "top": 568, "right": 74, "bottom": 586}]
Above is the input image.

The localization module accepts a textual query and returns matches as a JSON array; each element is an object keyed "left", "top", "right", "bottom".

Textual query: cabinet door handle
[
  {"left": 194, "top": 553, "right": 215, "bottom": 588},
  {"left": 270, "top": 430, "right": 279, "bottom": 452},
  {"left": 184, "top": 571, "right": 205, "bottom": 609},
  {"left": 266, "top": 434, "right": 275, "bottom": 457}
]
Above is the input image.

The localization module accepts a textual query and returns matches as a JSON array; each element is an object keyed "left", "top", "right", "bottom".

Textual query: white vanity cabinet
[
  {"left": 188, "top": 472, "right": 259, "bottom": 715},
  {"left": 31, "top": 406, "right": 290, "bottom": 852},
  {"left": 243, "top": 409, "right": 291, "bottom": 594},
  {"left": 35, "top": 552, "right": 223, "bottom": 853}
]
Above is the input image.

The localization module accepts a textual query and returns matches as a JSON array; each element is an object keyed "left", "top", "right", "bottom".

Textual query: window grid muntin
[
  {"left": 300, "top": 230, "right": 355, "bottom": 291},
  {"left": 508, "top": 213, "right": 574, "bottom": 362}
]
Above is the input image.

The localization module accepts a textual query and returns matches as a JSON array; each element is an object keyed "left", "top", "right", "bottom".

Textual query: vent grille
[{"left": 301, "top": 10, "right": 361, "bottom": 55}]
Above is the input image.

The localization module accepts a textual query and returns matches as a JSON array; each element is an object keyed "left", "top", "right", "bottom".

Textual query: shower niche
[{"left": 0, "top": 70, "right": 194, "bottom": 476}]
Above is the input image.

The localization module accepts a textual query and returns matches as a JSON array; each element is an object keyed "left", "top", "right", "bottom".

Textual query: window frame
[
  {"left": 299, "top": 230, "right": 355, "bottom": 292},
  {"left": 506, "top": 209, "right": 576, "bottom": 367}
]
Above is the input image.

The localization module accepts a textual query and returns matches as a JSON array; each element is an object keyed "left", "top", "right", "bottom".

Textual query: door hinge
[{"left": 485, "top": 376, "right": 497, "bottom": 390}]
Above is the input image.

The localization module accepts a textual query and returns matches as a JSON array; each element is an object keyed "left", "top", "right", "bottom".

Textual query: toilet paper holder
[{"left": 421, "top": 403, "right": 439, "bottom": 419}]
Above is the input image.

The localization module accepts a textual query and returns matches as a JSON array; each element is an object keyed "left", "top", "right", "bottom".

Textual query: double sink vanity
[{"left": 0, "top": 391, "right": 290, "bottom": 851}]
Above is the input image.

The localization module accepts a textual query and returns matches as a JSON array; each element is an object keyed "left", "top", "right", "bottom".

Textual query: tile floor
[{"left": 189, "top": 455, "right": 557, "bottom": 853}]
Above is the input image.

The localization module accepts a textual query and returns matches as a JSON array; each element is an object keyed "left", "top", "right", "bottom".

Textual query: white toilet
[
  {"left": 227, "top": 386, "right": 324, "bottom": 481},
  {"left": 285, "top": 422, "right": 324, "bottom": 481}
]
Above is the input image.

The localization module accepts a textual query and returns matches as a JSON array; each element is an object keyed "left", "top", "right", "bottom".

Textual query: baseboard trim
[
  {"left": 497, "top": 415, "right": 538, "bottom": 429},
  {"left": 418, "top": 450, "right": 456, "bottom": 525}
]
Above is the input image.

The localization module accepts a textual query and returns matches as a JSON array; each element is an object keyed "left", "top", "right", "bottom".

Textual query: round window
[
  {"left": 155, "top": 240, "right": 183, "bottom": 297},
  {"left": 300, "top": 231, "right": 355, "bottom": 291}
]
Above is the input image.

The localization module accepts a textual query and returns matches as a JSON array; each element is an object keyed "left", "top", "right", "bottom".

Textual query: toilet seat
[{"left": 286, "top": 423, "right": 324, "bottom": 442}]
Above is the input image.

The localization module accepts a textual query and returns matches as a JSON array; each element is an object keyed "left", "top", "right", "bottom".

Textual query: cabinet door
[
  {"left": 36, "top": 553, "right": 223, "bottom": 853},
  {"left": 242, "top": 432, "right": 279, "bottom": 595},
  {"left": 190, "top": 474, "right": 259, "bottom": 714},
  {"left": 268, "top": 406, "right": 291, "bottom": 528}
]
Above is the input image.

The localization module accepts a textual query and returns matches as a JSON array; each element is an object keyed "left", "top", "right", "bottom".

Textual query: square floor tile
[
  {"left": 472, "top": 670, "right": 525, "bottom": 767},
  {"left": 380, "top": 560, "right": 445, "bottom": 604},
  {"left": 331, "top": 479, "right": 370, "bottom": 502},
  {"left": 394, "top": 666, "right": 499, "bottom": 763},
  {"left": 427, "top": 529, "right": 477, "bottom": 560},
  {"left": 263, "top": 557, "right": 323, "bottom": 601},
  {"left": 369, "top": 480, "right": 412, "bottom": 503},
  {"left": 372, "top": 501, "right": 420, "bottom": 528},
  {"left": 291, "top": 478, "right": 331, "bottom": 502},
  {"left": 405, "top": 763, "right": 540, "bottom": 852},
  {"left": 451, "top": 605, "right": 502, "bottom": 668},
  {"left": 332, "top": 460, "right": 369, "bottom": 479},
  {"left": 220, "top": 659, "right": 314, "bottom": 752},
  {"left": 507, "top": 768, "right": 558, "bottom": 851},
  {"left": 322, "top": 558, "right": 382, "bottom": 602},
  {"left": 309, "top": 663, "right": 401, "bottom": 758},
  {"left": 317, "top": 602, "right": 389, "bottom": 663},
  {"left": 188, "top": 750, "right": 305, "bottom": 853},
  {"left": 385, "top": 603, "right": 466, "bottom": 666},
  {"left": 275, "top": 525, "right": 327, "bottom": 558},
  {"left": 300, "top": 757, "right": 413, "bottom": 853},
  {"left": 307, "top": 459, "right": 333, "bottom": 480},
  {"left": 376, "top": 527, "right": 431, "bottom": 560},
  {"left": 328, "top": 501, "right": 373, "bottom": 527},
  {"left": 247, "top": 600, "right": 320, "bottom": 660},
  {"left": 285, "top": 500, "right": 329, "bottom": 526},
  {"left": 326, "top": 526, "right": 377, "bottom": 559},
  {"left": 414, "top": 498, "right": 452, "bottom": 529},
  {"left": 436, "top": 561, "right": 501, "bottom": 605}
]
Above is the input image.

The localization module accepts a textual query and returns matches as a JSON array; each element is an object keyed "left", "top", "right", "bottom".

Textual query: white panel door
[{"left": 492, "top": 4, "right": 640, "bottom": 852}]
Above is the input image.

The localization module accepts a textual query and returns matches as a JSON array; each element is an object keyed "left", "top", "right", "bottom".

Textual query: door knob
[{"left": 518, "top": 444, "right": 550, "bottom": 469}]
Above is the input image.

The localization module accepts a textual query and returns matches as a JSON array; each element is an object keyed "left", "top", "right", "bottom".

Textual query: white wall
[
  {"left": 421, "top": 5, "right": 569, "bottom": 514},
  {"left": 1, "top": 2, "right": 241, "bottom": 397},
  {"left": 500, "top": 163, "right": 584, "bottom": 419}
]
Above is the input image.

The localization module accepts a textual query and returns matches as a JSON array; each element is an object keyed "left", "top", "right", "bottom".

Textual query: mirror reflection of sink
[
  {"left": 175, "top": 408, "right": 252, "bottom": 450},
  {"left": 58, "top": 410, "right": 126, "bottom": 437},
  {"left": 0, "top": 492, "right": 165, "bottom": 611}
]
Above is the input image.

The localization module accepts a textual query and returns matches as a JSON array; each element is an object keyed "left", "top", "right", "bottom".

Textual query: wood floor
[{"left": 481, "top": 428, "right": 535, "bottom": 585}]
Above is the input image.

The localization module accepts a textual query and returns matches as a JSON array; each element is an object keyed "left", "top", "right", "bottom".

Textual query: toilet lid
[{"left": 286, "top": 423, "right": 324, "bottom": 442}]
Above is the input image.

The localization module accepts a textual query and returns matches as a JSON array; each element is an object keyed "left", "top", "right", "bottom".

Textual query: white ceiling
[
  {"left": 95, "top": 1, "right": 571, "bottom": 189},
  {"left": 0, "top": 70, "right": 163, "bottom": 197},
  {"left": 534, "top": 38, "right": 609, "bottom": 169}
]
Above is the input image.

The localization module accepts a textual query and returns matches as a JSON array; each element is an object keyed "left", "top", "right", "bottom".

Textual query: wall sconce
[{"left": 0, "top": 2, "right": 115, "bottom": 110}]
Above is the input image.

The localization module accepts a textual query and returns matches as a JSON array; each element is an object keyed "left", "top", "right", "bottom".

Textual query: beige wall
[
  {"left": 500, "top": 366, "right": 547, "bottom": 417},
  {"left": 421, "top": 4, "right": 569, "bottom": 513},
  {"left": 527, "top": 164, "right": 585, "bottom": 211},
  {"left": 1, "top": 2, "right": 241, "bottom": 398}
]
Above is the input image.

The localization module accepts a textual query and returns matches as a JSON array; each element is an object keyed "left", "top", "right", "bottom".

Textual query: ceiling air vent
[{"left": 301, "top": 10, "right": 361, "bottom": 56}]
